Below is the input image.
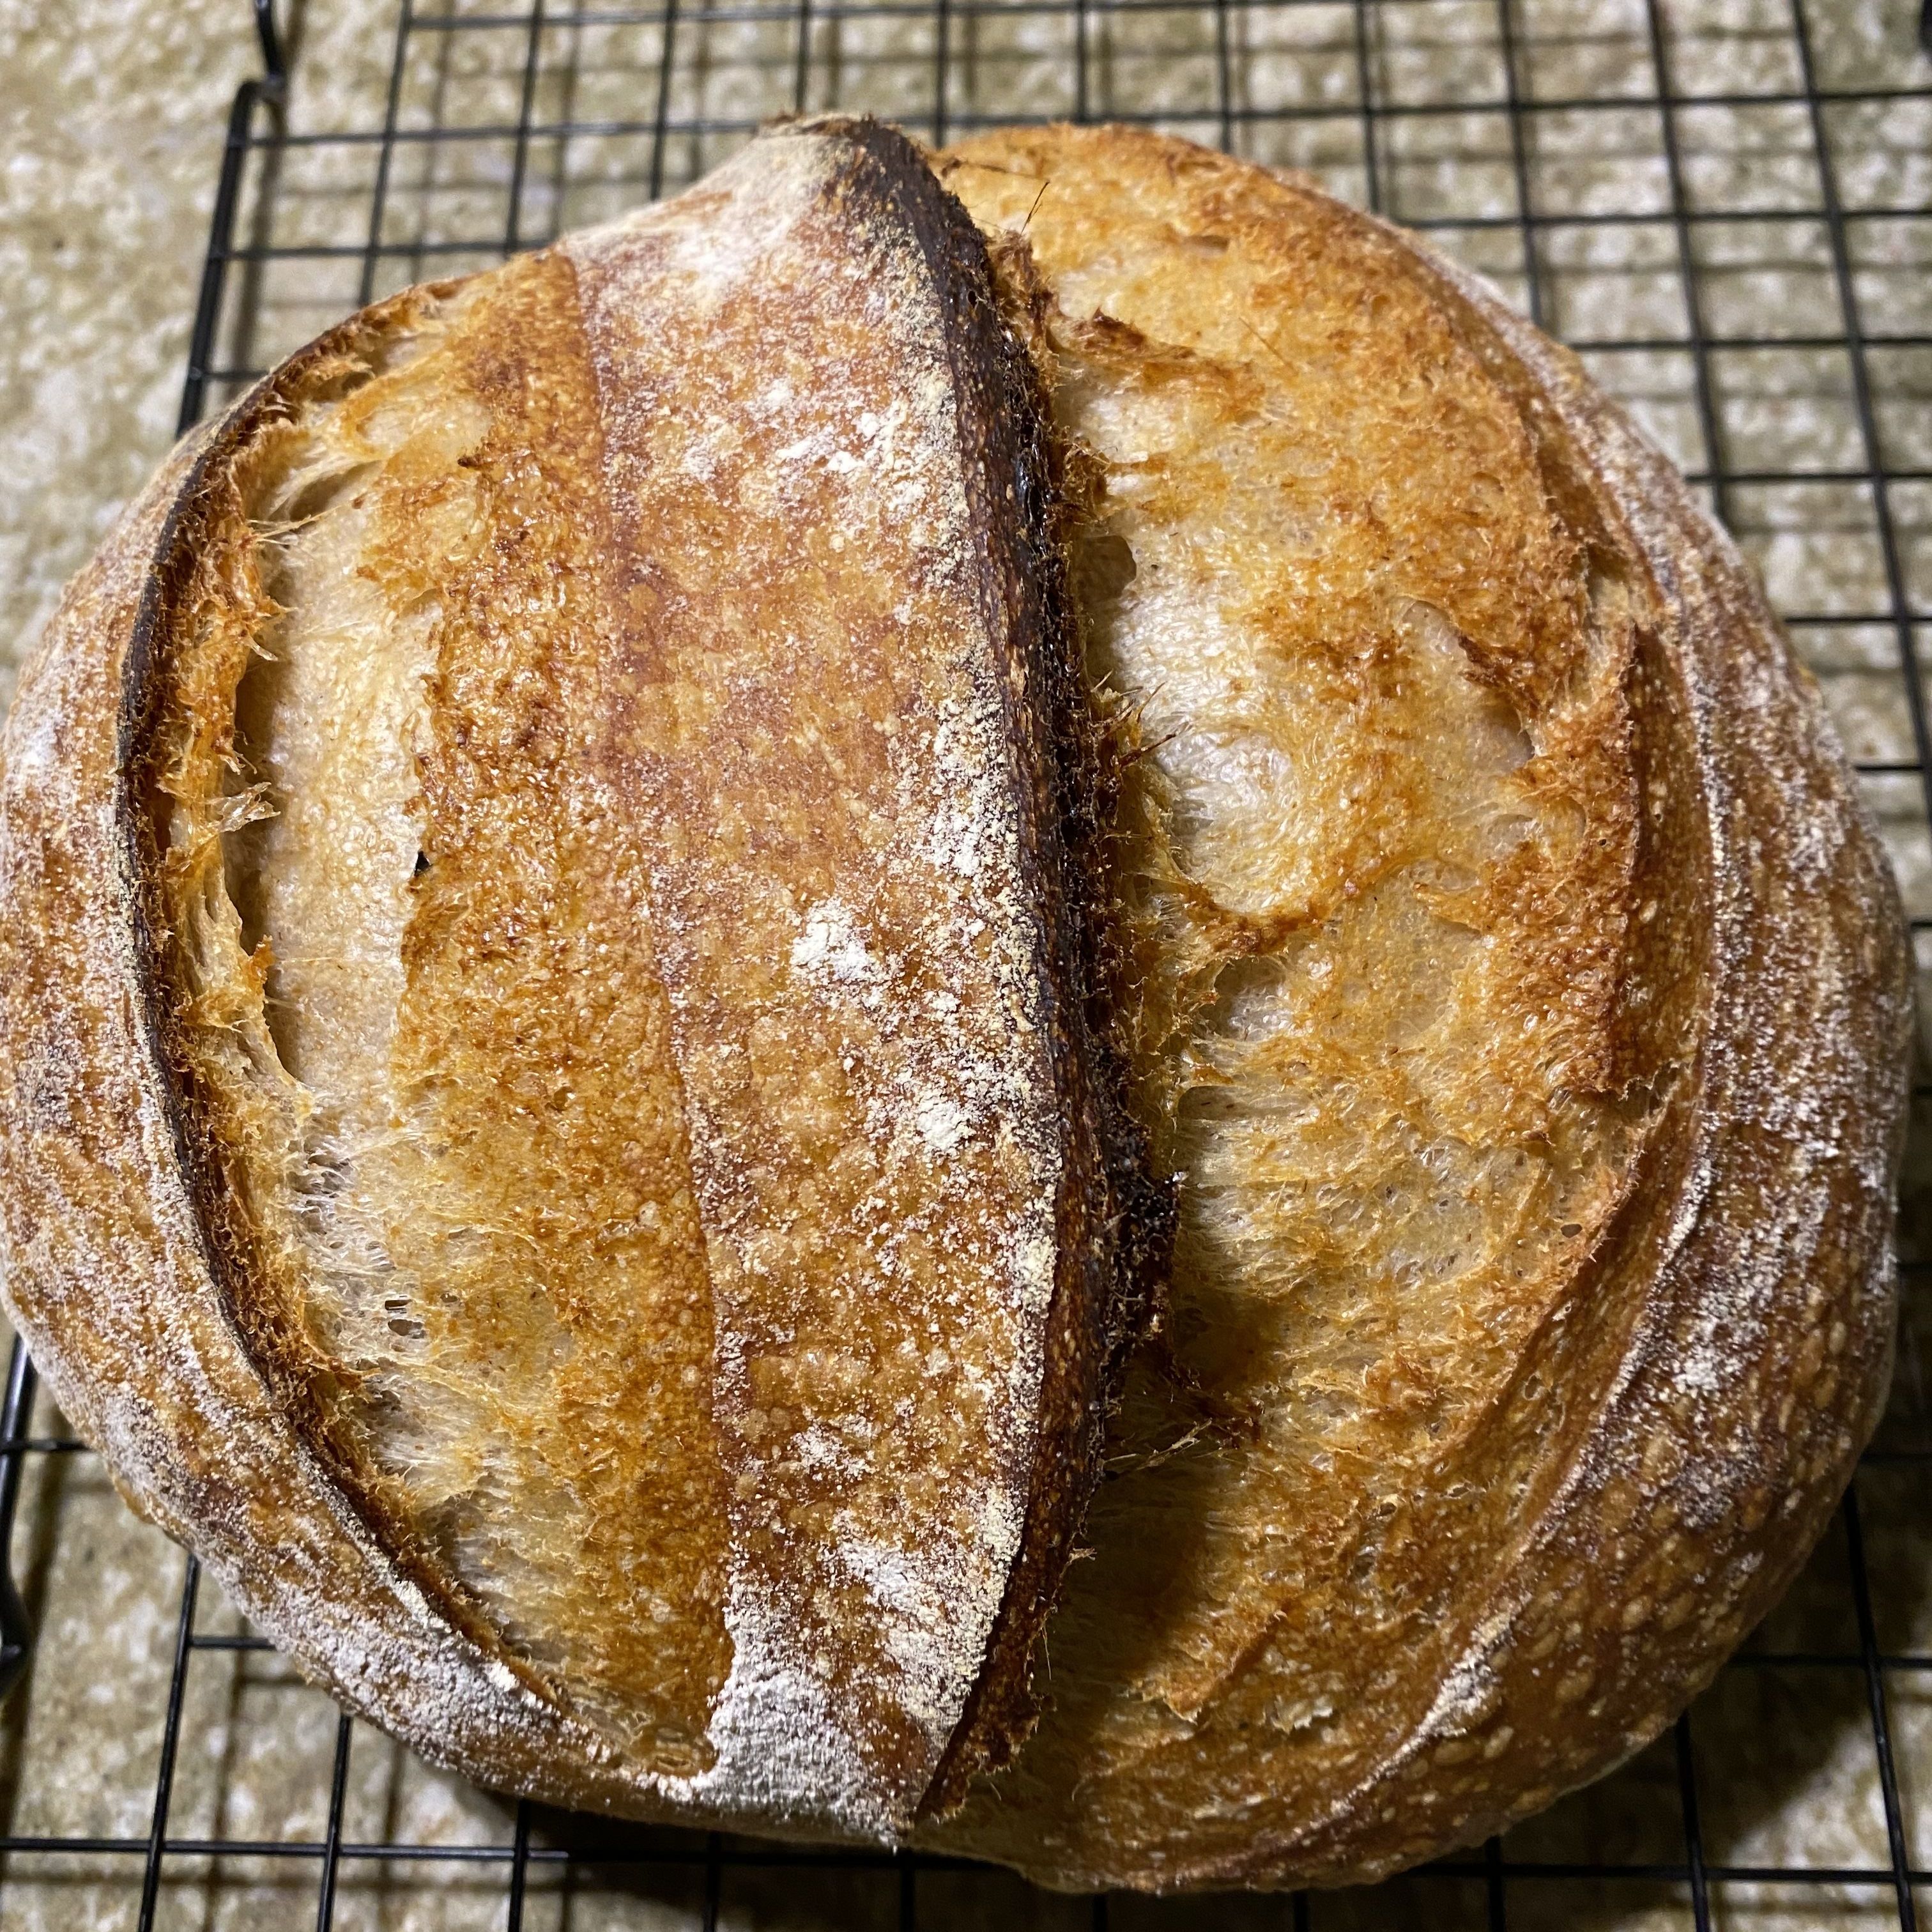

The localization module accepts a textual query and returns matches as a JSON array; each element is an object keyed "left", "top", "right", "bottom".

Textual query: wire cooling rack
[{"left": 1, "top": 0, "right": 1930, "bottom": 1926}]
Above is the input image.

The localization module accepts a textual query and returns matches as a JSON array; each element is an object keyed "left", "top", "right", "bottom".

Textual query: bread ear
[{"left": 558, "top": 113, "right": 1169, "bottom": 1825}]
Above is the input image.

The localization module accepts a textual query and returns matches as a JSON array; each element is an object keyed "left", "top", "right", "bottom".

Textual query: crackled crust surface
[
  {"left": 0, "top": 119, "right": 1154, "bottom": 1838},
  {"left": 924, "top": 125, "right": 1911, "bottom": 1890}
]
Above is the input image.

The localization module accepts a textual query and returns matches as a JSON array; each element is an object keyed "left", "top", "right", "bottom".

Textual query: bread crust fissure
[{"left": 116, "top": 316, "right": 542, "bottom": 1705}]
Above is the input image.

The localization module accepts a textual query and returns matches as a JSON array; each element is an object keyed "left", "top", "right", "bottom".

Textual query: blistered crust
[{"left": 924, "top": 125, "right": 1909, "bottom": 1891}]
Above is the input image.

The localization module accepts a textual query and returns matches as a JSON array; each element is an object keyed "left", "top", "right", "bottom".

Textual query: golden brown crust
[
  {"left": 924, "top": 124, "right": 1910, "bottom": 1890},
  {"left": 0, "top": 119, "right": 1161, "bottom": 1839},
  {"left": 2, "top": 116, "right": 1905, "bottom": 1879}
]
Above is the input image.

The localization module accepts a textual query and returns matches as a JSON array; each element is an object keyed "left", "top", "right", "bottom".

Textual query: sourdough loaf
[
  {"left": 0, "top": 118, "right": 1161, "bottom": 1837},
  {"left": 917, "top": 124, "right": 1912, "bottom": 1889},
  {"left": 0, "top": 109, "right": 1908, "bottom": 1885}
]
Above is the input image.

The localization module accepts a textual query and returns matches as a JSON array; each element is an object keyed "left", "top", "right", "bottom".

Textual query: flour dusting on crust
[{"left": 561, "top": 126, "right": 1076, "bottom": 1828}]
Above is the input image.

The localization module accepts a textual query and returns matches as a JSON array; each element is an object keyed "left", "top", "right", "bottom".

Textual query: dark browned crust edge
[
  {"left": 112, "top": 291, "right": 569, "bottom": 1715},
  {"left": 775, "top": 117, "right": 1175, "bottom": 1820}
]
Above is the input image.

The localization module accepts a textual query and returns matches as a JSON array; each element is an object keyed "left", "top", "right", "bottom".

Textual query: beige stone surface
[
  {"left": 0, "top": 0, "right": 248, "bottom": 714},
  {"left": 0, "top": 0, "right": 407, "bottom": 714},
  {"left": 0, "top": 0, "right": 1930, "bottom": 1928}
]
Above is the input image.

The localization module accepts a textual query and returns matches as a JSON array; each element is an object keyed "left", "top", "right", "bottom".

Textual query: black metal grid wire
[{"left": 2, "top": 0, "right": 1931, "bottom": 1925}]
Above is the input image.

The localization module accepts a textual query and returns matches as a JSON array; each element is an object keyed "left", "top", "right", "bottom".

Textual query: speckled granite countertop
[
  {"left": 0, "top": 0, "right": 402, "bottom": 713},
  {"left": 1, "top": 2, "right": 1929, "bottom": 1928},
  {"left": 2, "top": 1, "right": 243, "bottom": 712}
]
